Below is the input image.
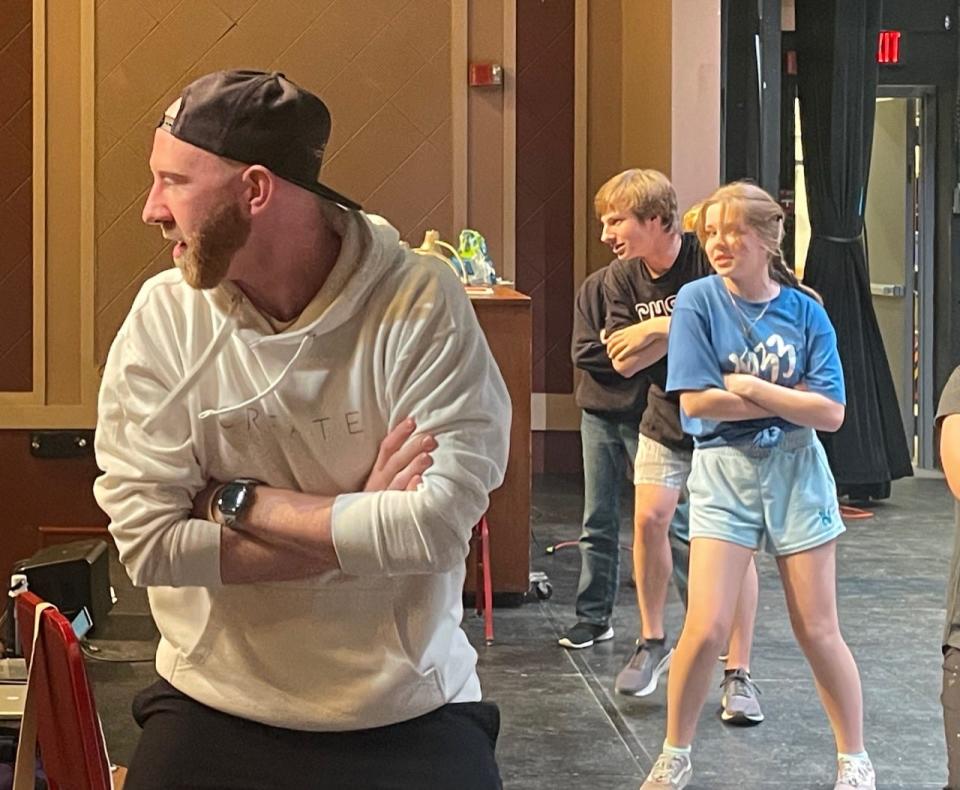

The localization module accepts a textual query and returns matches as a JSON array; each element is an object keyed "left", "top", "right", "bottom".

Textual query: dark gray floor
[
  {"left": 86, "top": 474, "right": 952, "bottom": 788},
  {"left": 463, "top": 474, "right": 951, "bottom": 789}
]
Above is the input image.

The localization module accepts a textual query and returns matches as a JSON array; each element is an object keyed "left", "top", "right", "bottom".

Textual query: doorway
[
  {"left": 792, "top": 87, "right": 936, "bottom": 469},
  {"left": 864, "top": 88, "right": 936, "bottom": 468}
]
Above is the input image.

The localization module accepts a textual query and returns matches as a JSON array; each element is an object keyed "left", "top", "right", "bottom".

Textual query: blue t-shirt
[{"left": 666, "top": 276, "right": 845, "bottom": 447}]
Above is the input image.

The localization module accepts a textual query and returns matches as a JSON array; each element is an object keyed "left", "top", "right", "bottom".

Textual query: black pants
[
  {"left": 945, "top": 647, "right": 960, "bottom": 789},
  {"left": 124, "top": 678, "right": 502, "bottom": 790}
]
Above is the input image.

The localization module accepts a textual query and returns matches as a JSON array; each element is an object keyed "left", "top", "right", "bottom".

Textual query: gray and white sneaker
[
  {"left": 719, "top": 668, "right": 764, "bottom": 725},
  {"left": 615, "top": 639, "right": 673, "bottom": 696},
  {"left": 834, "top": 755, "right": 876, "bottom": 790},
  {"left": 640, "top": 751, "right": 692, "bottom": 789}
]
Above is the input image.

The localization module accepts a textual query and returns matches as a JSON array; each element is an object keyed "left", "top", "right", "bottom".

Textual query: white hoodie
[{"left": 93, "top": 210, "right": 511, "bottom": 731}]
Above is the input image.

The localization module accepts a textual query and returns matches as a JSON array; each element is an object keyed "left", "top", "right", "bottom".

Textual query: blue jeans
[{"left": 575, "top": 410, "right": 639, "bottom": 627}]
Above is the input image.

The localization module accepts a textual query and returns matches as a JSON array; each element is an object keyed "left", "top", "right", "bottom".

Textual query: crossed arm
[
  {"left": 602, "top": 317, "right": 670, "bottom": 378},
  {"left": 191, "top": 419, "right": 436, "bottom": 584},
  {"left": 681, "top": 374, "right": 844, "bottom": 432}
]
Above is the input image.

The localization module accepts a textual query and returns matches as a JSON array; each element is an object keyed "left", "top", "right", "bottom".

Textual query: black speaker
[{"left": 13, "top": 539, "right": 112, "bottom": 634}]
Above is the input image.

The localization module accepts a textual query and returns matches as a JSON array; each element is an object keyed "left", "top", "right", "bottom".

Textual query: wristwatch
[{"left": 213, "top": 478, "right": 261, "bottom": 527}]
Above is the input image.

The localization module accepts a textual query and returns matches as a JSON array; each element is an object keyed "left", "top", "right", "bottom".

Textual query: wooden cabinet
[{"left": 466, "top": 286, "right": 532, "bottom": 599}]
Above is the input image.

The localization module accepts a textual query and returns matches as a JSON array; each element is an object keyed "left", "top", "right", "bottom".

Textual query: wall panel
[
  {"left": 0, "top": 0, "right": 34, "bottom": 392},
  {"left": 516, "top": 0, "right": 575, "bottom": 396},
  {"left": 94, "top": 0, "right": 456, "bottom": 363}
]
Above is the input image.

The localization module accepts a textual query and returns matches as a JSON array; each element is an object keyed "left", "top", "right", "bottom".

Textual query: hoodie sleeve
[
  {"left": 93, "top": 305, "right": 222, "bottom": 588},
  {"left": 331, "top": 263, "right": 512, "bottom": 575},
  {"left": 572, "top": 271, "right": 616, "bottom": 376},
  {"left": 601, "top": 261, "right": 639, "bottom": 333}
]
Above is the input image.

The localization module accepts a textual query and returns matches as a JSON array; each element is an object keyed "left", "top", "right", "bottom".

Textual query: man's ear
[{"left": 241, "top": 165, "right": 273, "bottom": 214}]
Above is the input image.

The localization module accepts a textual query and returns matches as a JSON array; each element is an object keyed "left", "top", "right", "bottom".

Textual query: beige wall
[
  {"left": 621, "top": 0, "right": 672, "bottom": 176},
  {"left": 467, "top": 0, "right": 505, "bottom": 271},
  {"left": 671, "top": 0, "right": 721, "bottom": 214},
  {"left": 585, "top": 0, "right": 623, "bottom": 275}
]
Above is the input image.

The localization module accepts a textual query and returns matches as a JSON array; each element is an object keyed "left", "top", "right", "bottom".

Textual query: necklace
[{"left": 725, "top": 286, "right": 774, "bottom": 344}]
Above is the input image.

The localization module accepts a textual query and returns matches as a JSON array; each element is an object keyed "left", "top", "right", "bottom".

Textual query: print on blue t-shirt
[{"left": 665, "top": 276, "right": 845, "bottom": 447}]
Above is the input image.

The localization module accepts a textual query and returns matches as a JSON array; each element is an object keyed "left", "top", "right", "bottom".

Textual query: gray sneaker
[
  {"left": 719, "top": 668, "right": 764, "bottom": 725},
  {"left": 615, "top": 639, "right": 673, "bottom": 696},
  {"left": 640, "top": 751, "right": 692, "bottom": 789},
  {"left": 834, "top": 755, "right": 876, "bottom": 789}
]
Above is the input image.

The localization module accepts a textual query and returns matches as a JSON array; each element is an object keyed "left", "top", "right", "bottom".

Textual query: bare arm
[
  {"left": 193, "top": 420, "right": 436, "bottom": 584},
  {"left": 724, "top": 374, "right": 845, "bottom": 432},
  {"left": 611, "top": 338, "right": 668, "bottom": 377},
  {"left": 680, "top": 388, "right": 776, "bottom": 422},
  {"left": 604, "top": 317, "right": 670, "bottom": 377},
  {"left": 941, "top": 414, "right": 960, "bottom": 501},
  {"left": 604, "top": 317, "right": 670, "bottom": 359},
  {"left": 218, "top": 529, "right": 330, "bottom": 584}
]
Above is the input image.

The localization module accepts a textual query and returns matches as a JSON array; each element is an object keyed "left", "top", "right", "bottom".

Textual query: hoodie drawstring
[
  {"left": 141, "top": 310, "right": 238, "bottom": 433},
  {"left": 198, "top": 333, "right": 315, "bottom": 421}
]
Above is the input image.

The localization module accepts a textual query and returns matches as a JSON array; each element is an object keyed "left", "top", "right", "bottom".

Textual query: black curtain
[
  {"left": 796, "top": 0, "right": 913, "bottom": 498},
  {"left": 721, "top": 0, "right": 761, "bottom": 183}
]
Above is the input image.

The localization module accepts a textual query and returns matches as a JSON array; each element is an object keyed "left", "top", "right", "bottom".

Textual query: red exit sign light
[{"left": 877, "top": 30, "right": 901, "bottom": 64}]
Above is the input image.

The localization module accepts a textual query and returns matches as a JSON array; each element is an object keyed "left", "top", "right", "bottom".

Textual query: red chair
[
  {"left": 471, "top": 516, "right": 494, "bottom": 645},
  {"left": 13, "top": 590, "right": 115, "bottom": 790}
]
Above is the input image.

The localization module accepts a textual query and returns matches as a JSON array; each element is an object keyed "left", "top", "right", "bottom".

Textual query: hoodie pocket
[{"left": 196, "top": 578, "right": 448, "bottom": 726}]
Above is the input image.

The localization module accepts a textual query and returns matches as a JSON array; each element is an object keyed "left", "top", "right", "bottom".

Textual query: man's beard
[{"left": 177, "top": 200, "right": 252, "bottom": 290}]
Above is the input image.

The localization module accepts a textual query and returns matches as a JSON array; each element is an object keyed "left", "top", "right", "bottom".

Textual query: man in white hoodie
[{"left": 94, "top": 70, "right": 511, "bottom": 789}]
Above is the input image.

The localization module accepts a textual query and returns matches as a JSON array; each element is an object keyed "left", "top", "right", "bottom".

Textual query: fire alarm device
[{"left": 468, "top": 63, "right": 503, "bottom": 87}]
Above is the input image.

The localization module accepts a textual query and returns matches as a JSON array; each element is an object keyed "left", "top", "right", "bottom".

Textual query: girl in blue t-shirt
[{"left": 639, "top": 183, "right": 874, "bottom": 790}]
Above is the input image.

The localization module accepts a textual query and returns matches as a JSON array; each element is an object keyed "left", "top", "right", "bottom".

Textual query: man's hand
[{"left": 363, "top": 418, "right": 436, "bottom": 492}]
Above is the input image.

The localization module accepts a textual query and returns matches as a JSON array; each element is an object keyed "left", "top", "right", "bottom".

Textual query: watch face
[{"left": 219, "top": 482, "right": 249, "bottom": 516}]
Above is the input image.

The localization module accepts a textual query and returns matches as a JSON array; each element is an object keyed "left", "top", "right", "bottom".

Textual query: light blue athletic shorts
[
  {"left": 687, "top": 427, "right": 844, "bottom": 556},
  {"left": 633, "top": 433, "right": 693, "bottom": 542}
]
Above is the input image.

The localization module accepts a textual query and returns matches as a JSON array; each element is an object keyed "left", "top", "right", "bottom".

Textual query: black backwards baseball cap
[{"left": 159, "top": 69, "right": 361, "bottom": 211}]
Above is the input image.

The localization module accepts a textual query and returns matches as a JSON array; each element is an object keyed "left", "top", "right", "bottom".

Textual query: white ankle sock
[
  {"left": 663, "top": 741, "right": 691, "bottom": 756},
  {"left": 838, "top": 751, "right": 870, "bottom": 763}
]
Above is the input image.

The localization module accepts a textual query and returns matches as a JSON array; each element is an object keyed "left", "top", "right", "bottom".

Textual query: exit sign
[{"left": 877, "top": 30, "right": 902, "bottom": 64}]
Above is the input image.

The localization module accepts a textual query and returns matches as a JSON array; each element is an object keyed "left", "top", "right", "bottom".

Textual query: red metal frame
[
  {"left": 472, "top": 516, "right": 494, "bottom": 644},
  {"left": 14, "top": 590, "right": 113, "bottom": 790}
]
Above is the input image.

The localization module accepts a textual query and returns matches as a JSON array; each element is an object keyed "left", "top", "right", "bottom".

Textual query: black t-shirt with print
[{"left": 601, "top": 232, "right": 711, "bottom": 451}]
